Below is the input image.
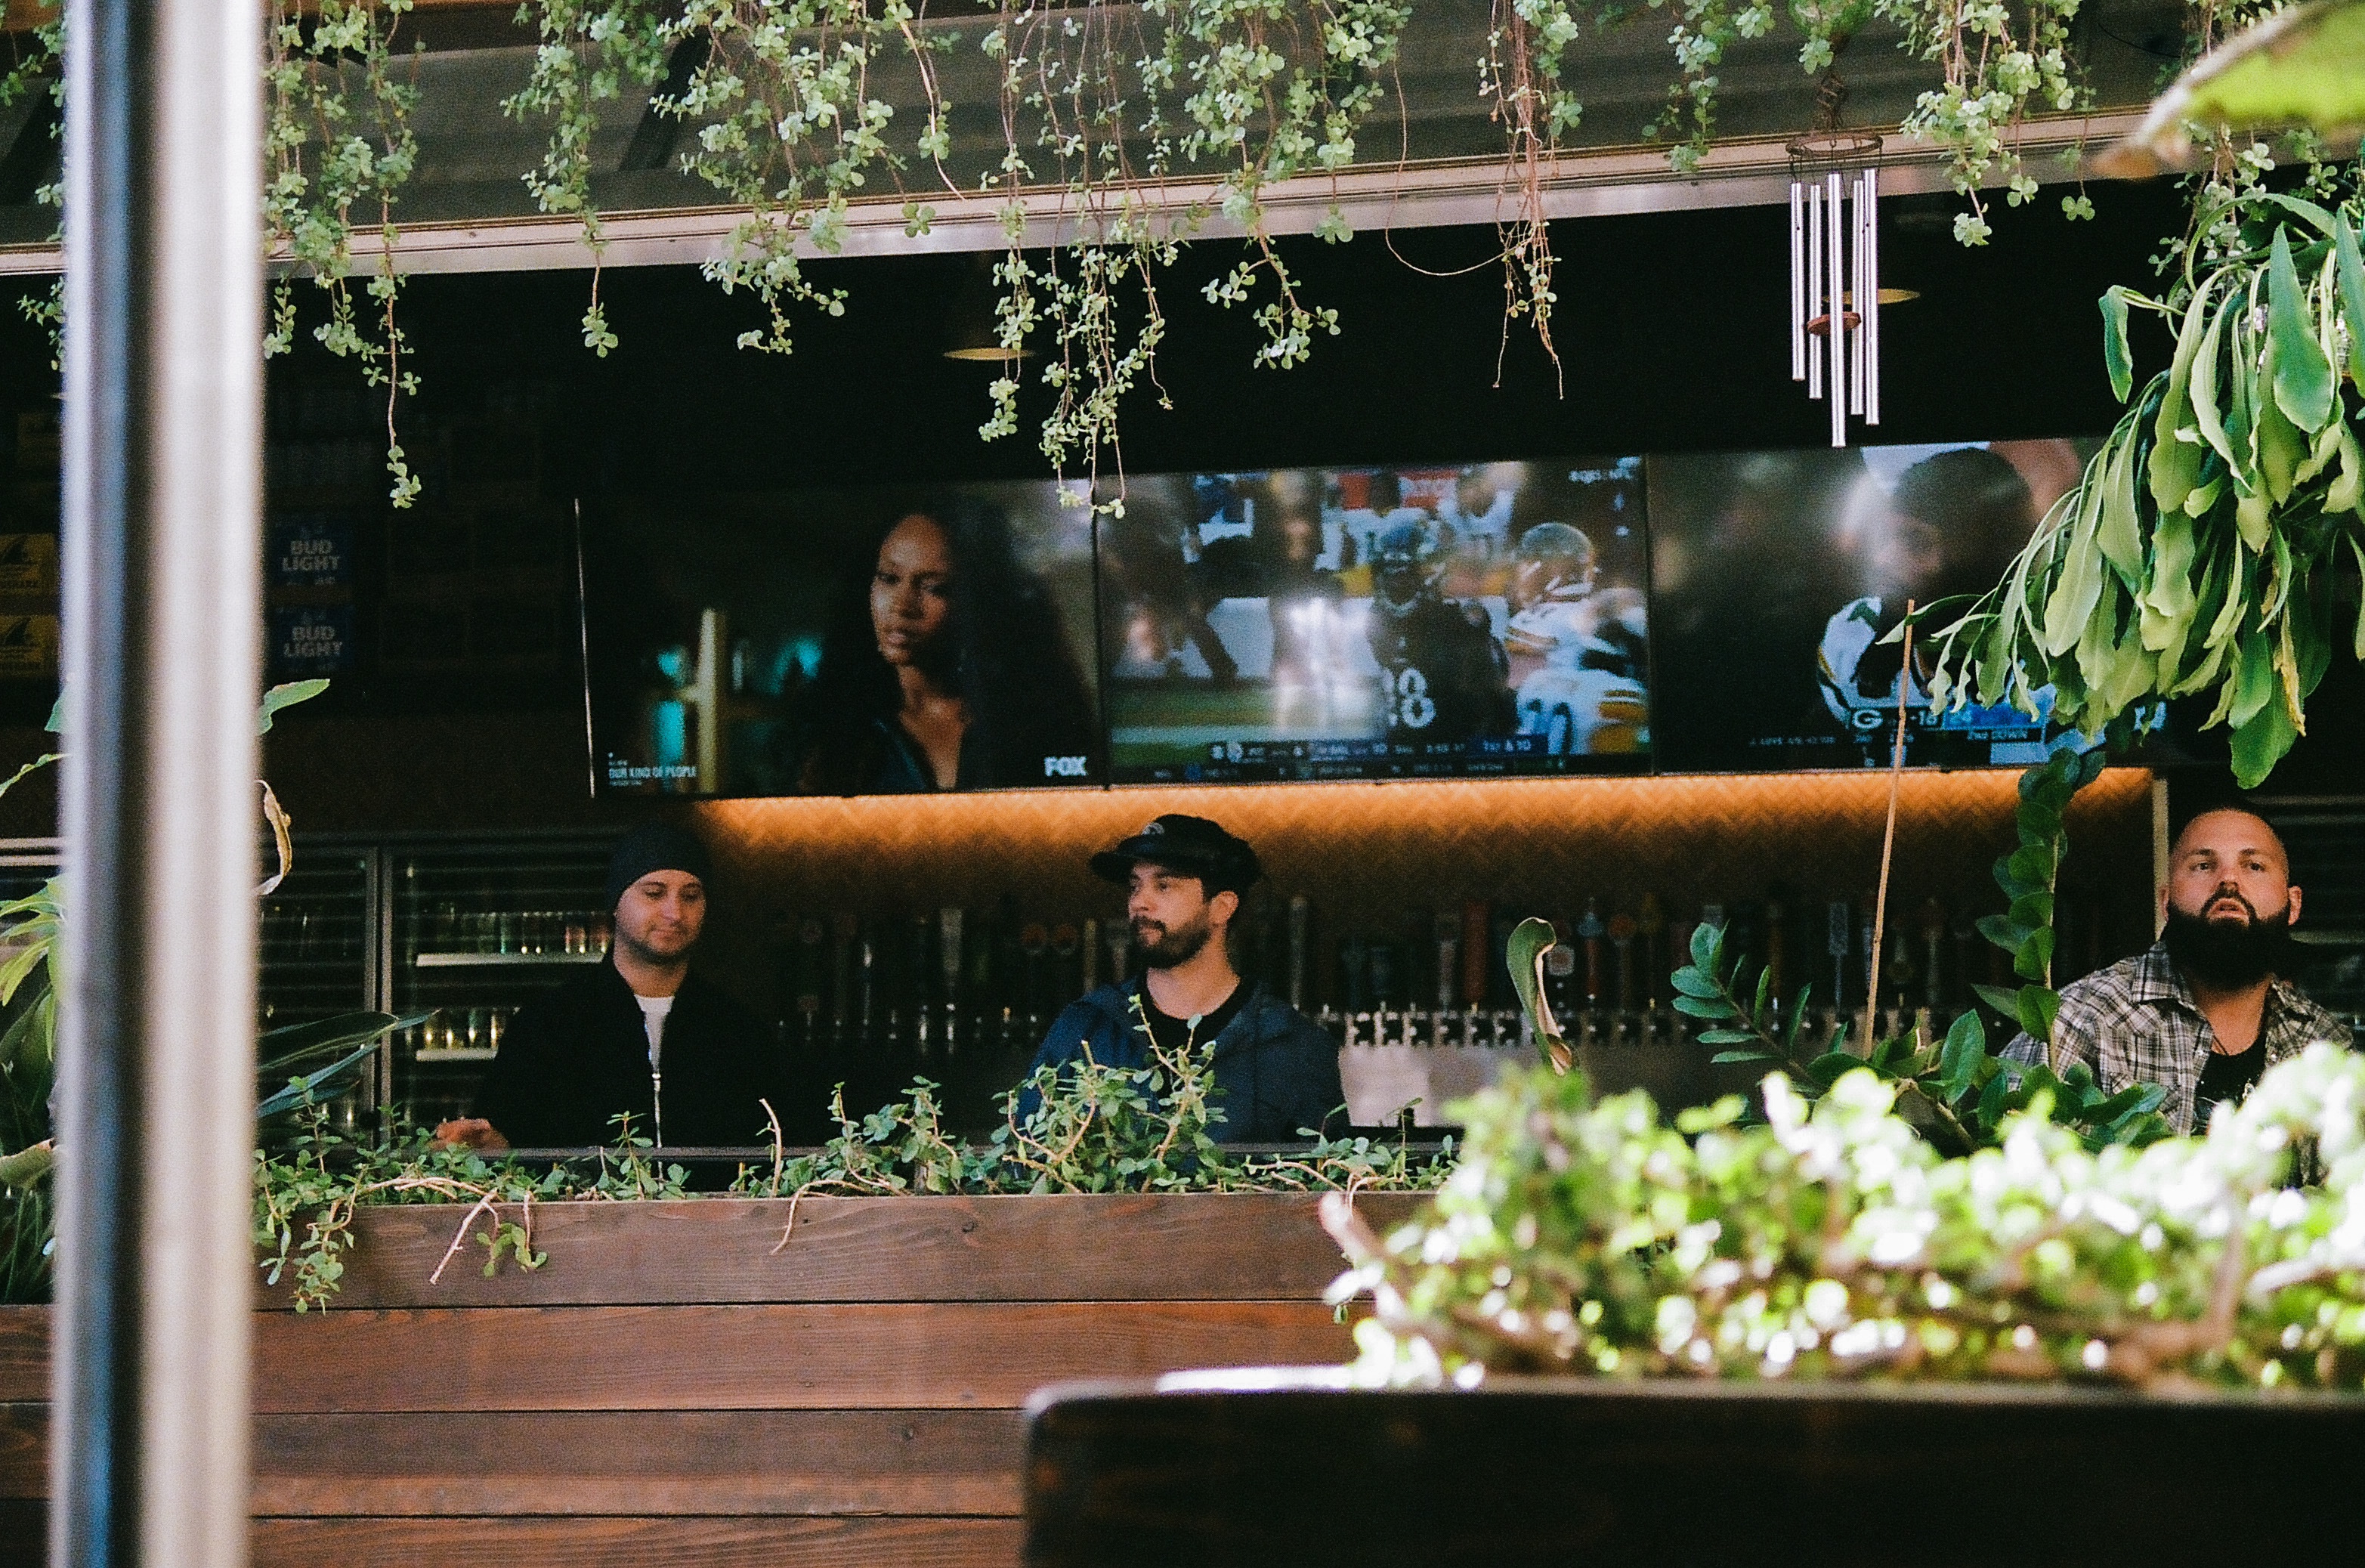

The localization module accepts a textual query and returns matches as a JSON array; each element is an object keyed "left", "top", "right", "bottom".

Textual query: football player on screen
[
  {"left": 1364, "top": 518, "right": 1515, "bottom": 744},
  {"left": 1503, "top": 522, "right": 1649, "bottom": 756}
]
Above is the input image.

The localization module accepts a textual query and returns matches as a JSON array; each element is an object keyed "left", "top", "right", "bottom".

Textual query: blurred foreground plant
[{"left": 1325, "top": 1045, "right": 2365, "bottom": 1390}]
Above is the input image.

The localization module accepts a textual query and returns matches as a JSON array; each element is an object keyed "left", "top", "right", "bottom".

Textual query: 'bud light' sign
[
  {"left": 271, "top": 605, "right": 354, "bottom": 676},
  {"left": 270, "top": 515, "right": 352, "bottom": 589}
]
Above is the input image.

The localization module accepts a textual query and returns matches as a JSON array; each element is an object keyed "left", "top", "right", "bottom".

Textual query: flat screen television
[
  {"left": 581, "top": 481, "right": 1103, "bottom": 796},
  {"left": 1646, "top": 438, "right": 2113, "bottom": 772},
  {"left": 1099, "top": 459, "right": 1652, "bottom": 783}
]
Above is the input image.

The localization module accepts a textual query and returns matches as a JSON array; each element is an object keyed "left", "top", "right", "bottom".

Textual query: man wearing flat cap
[
  {"left": 437, "top": 821, "right": 780, "bottom": 1152},
  {"left": 1019, "top": 815, "right": 1343, "bottom": 1142}
]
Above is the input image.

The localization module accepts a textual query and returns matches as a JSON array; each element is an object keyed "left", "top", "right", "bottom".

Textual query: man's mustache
[{"left": 2205, "top": 886, "right": 2259, "bottom": 920}]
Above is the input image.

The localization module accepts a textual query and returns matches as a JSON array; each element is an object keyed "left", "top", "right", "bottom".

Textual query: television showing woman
[{"left": 792, "top": 503, "right": 1100, "bottom": 794}]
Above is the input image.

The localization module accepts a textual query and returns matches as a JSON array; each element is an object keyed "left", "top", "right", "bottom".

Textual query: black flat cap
[{"left": 1089, "top": 814, "right": 1260, "bottom": 890}]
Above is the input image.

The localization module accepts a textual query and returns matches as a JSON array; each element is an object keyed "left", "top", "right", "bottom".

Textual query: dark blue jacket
[{"left": 1019, "top": 979, "right": 1345, "bottom": 1142}]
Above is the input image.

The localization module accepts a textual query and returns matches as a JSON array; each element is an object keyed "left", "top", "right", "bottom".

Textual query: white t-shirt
[{"left": 635, "top": 994, "right": 675, "bottom": 1069}]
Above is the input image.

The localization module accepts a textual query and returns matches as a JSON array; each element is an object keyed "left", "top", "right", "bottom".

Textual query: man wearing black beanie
[{"left": 437, "top": 821, "right": 783, "bottom": 1153}]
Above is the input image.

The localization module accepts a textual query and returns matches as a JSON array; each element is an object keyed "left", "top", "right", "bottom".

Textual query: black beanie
[{"left": 604, "top": 821, "right": 714, "bottom": 913}]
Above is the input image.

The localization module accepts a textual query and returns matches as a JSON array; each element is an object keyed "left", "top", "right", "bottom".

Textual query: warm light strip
[{"left": 695, "top": 768, "right": 2157, "bottom": 915}]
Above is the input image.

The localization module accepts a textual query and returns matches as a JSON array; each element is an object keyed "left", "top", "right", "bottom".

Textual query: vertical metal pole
[
  {"left": 55, "top": 0, "right": 262, "bottom": 1566},
  {"left": 1805, "top": 183, "right": 1822, "bottom": 400},
  {"left": 1848, "top": 173, "right": 1866, "bottom": 418},
  {"left": 1826, "top": 169, "right": 1847, "bottom": 449},
  {"left": 1864, "top": 165, "right": 1882, "bottom": 426},
  {"left": 1788, "top": 181, "right": 1805, "bottom": 382}
]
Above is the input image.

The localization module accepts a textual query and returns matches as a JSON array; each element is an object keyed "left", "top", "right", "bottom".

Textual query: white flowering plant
[{"left": 1324, "top": 1043, "right": 2365, "bottom": 1390}]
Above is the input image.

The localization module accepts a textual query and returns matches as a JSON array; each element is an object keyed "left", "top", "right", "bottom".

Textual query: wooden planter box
[{"left": 0, "top": 1192, "right": 1420, "bottom": 1568}]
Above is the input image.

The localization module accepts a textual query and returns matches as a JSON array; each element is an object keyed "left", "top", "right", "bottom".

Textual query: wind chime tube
[
  {"left": 1827, "top": 169, "right": 1847, "bottom": 449},
  {"left": 1789, "top": 181, "right": 1806, "bottom": 381},
  {"left": 1806, "top": 181, "right": 1823, "bottom": 400},
  {"left": 1865, "top": 165, "right": 1882, "bottom": 425},
  {"left": 1848, "top": 172, "right": 1867, "bottom": 419}
]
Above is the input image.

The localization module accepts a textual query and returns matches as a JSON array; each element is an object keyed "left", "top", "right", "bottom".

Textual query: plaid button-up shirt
[{"left": 2004, "top": 942, "right": 2354, "bottom": 1133}]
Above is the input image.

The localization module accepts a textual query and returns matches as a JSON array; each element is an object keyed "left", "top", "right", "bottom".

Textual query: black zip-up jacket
[{"left": 473, "top": 961, "right": 780, "bottom": 1148}]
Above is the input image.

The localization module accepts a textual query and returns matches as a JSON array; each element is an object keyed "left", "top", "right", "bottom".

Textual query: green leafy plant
[
  {"left": 1965, "top": 740, "right": 2100, "bottom": 1046},
  {"left": 1926, "top": 191, "right": 2365, "bottom": 787},
  {"left": 753, "top": 995, "right": 1453, "bottom": 1202},
  {"left": 0, "top": 682, "right": 359, "bottom": 1302},
  {"left": 1325, "top": 1042, "right": 2365, "bottom": 1389},
  {"left": 255, "top": 1026, "right": 1449, "bottom": 1311},
  {"left": 1668, "top": 916, "right": 2169, "bottom": 1154},
  {"left": 1506, "top": 744, "right": 2169, "bottom": 1155}
]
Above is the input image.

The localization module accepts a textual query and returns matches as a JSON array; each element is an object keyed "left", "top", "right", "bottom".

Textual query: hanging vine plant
[
  {"left": 1924, "top": 182, "right": 2365, "bottom": 787},
  {"left": 263, "top": 0, "right": 427, "bottom": 506}
]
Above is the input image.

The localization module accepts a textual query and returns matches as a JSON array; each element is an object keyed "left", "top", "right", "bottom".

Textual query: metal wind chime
[{"left": 1788, "top": 134, "right": 1883, "bottom": 448}]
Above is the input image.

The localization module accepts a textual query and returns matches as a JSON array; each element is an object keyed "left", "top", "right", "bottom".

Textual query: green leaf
[
  {"left": 1708, "top": 1050, "right": 1779, "bottom": 1065},
  {"left": 1671, "top": 994, "right": 1733, "bottom": 1020},
  {"left": 257, "top": 679, "right": 330, "bottom": 735},
  {"left": 0, "top": 985, "right": 53, "bottom": 1075},
  {"left": 2188, "top": 288, "right": 2237, "bottom": 473},
  {"left": 1938, "top": 1009, "right": 1986, "bottom": 1097},
  {"left": 2139, "top": 507, "right": 2199, "bottom": 653},
  {"left": 1668, "top": 967, "right": 1722, "bottom": 1000},
  {"left": 2149, "top": 277, "right": 2215, "bottom": 512},
  {"left": 2014, "top": 927, "right": 2054, "bottom": 985},
  {"left": 1977, "top": 914, "right": 2032, "bottom": 953},
  {"left": 0, "top": 1142, "right": 51, "bottom": 1190},
  {"left": 2100, "top": 286, "right": 2136, "bottom": 403},
  {"left": 2094, "top": 429, "right": 2144, "bottom": 579},
  {"left": 2229, "top": 692, "right": 2300, "bottom": 788},
  {"left": 2268, "top": 227, "right": 2337, "bottom": 431},
  {"left": 255, "top": 1041, "right": 380, "bottom": 1121},
  {"left": 1804, "top": 1050, "right": 1863, "bottom": 1087},
  {"left": 2041, "top": 478, "right": 2109, "bottom": 656},
  {"left": 1688, "top": 918, "right": 1722, "bottom": 972},
  {"left": 1971, "top": 982, "right": 2023, "bottom": 1020},
  {"left": 2335, "top": 216, "right": 2365, "bottom": 388},
  {"left": 257, "top": 1010, "right": 422, "bottom": 1077},
  {"left": 2014, "top": 985, "right": 2061, "bottom": 1043},
  {"left": 1977, "top": 1069, "right": 2013, "bottom": 1128}
]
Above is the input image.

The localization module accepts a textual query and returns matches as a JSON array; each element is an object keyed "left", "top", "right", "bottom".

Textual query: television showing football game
[
  {"left": 1646, "top": 439, "right": 2102, "bottom": 772},
  {"left": 1099, "top": 459, "right": 1652, "bottom": 783},
  {"left": 581, "top": 481, "right": 1102, "bottom": 796}
]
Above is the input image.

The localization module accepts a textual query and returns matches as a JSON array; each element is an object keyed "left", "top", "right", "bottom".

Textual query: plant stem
[{"left": 1865, "top": 600, "right": 1914, "bottom": 1056}]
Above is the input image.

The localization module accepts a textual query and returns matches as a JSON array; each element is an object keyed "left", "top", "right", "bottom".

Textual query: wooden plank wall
[{"left": 0, "top": 1192, "right": 1413, "bottom": 1567}]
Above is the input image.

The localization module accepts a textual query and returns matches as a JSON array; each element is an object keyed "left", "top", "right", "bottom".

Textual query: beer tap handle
[
  {"left": 1920, "top": 896, "right": 1947, "bottom": 1015},
  {"left": 1607, "top": 913, "right": 1636, "bottom": 1013},
  {"left": 1826, "top": 900, "right": 1851, "bottom": 1013}
]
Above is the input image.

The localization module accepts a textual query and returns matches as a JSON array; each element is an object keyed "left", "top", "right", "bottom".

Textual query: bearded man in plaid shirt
[{"left": 2005, "top": 807, "right": 2352, "bottom": 1137}]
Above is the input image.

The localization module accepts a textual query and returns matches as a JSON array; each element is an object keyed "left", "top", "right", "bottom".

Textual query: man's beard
[
  {"left": 1133, "top": 911, "right": 1213, "bottom": 969},
  {"left": 2161, "top": 897, "right": 2295, "bottom": 989}
]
